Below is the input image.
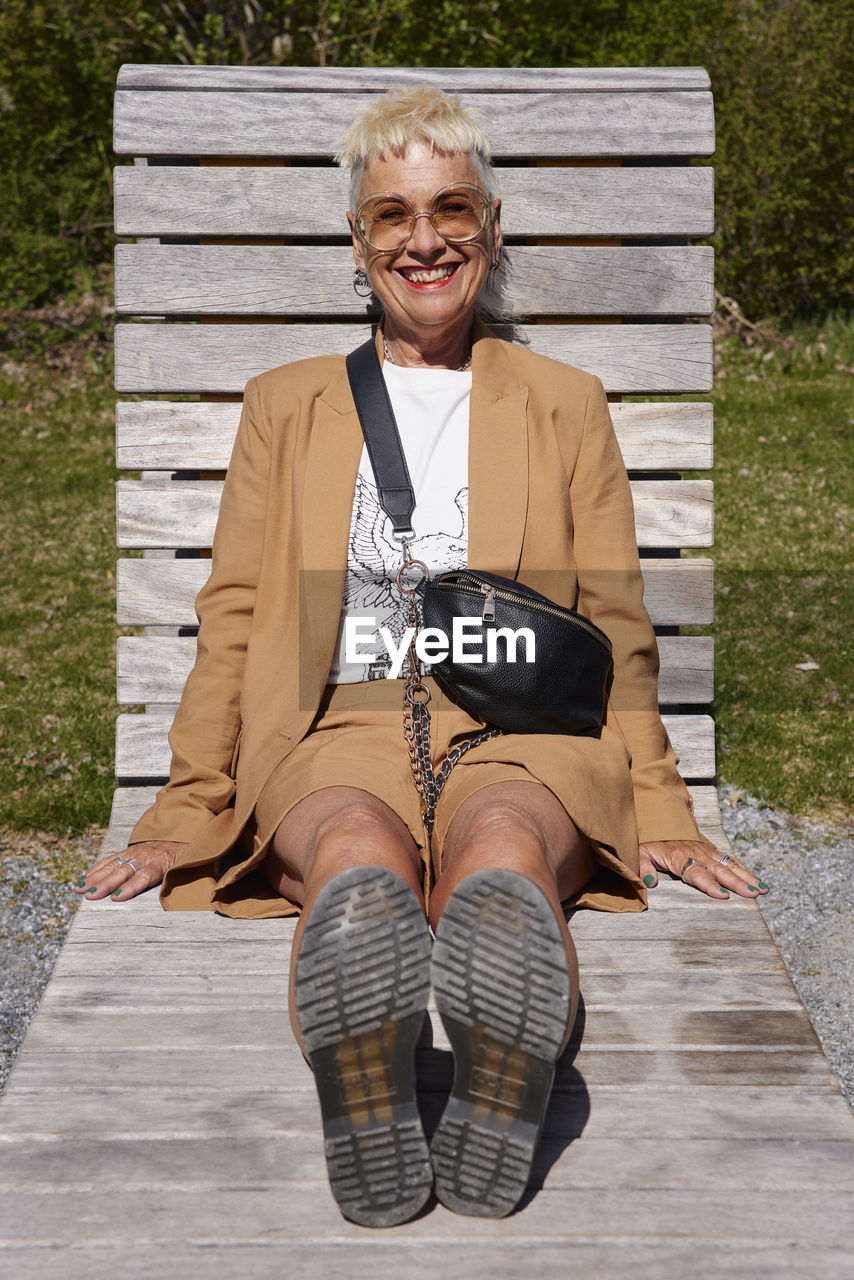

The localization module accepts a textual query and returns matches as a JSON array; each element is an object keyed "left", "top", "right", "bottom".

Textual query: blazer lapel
[
  {"left": 299, "top": 358, "right": 366, "bottom": 699},
  {"left": 467, "top": 320, "right": 530, "bottom": 576}
]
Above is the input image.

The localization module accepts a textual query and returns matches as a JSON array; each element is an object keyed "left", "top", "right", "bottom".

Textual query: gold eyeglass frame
[{"left": 354, "top": 183, "right": 492, "bottom": 253}]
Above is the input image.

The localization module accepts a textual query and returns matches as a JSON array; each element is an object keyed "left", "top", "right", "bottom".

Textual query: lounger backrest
[{"left": 106, "top": 65, "right": 726, "bottom": 852}]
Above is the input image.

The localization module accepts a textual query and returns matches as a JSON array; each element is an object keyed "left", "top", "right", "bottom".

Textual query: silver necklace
[{"left": 383, "top": 335, "right": 472, "bottom": 372}]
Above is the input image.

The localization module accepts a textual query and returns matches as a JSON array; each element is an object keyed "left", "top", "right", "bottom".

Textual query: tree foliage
[{"left": 0, "top": 0, "right": 851, "bottom": 323}]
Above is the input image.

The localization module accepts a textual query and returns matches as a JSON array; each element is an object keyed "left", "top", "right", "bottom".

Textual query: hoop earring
[
  {"left": 353, "top": 268, "right": 373, "bottom": 298},
  {"left": 489, "top": 254, "right": 502, "bottom": 276}
]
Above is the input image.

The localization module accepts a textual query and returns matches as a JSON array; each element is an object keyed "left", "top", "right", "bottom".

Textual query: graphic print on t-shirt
[{"left": 341, "top": 473, "right": 468, "bottom": 681}]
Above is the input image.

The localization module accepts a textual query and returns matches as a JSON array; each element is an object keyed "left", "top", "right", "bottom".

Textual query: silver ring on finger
[
  {"left": 680, "top": 856, "right": 706, "bottom": 881},
  {"left": 114, "top": 856, "right": 129, "bottom": 866},
  {"left": 714, "top": 854, "right": 733, "bottom": 866},
  {"left": 125, "top": 857, "right": 143, "bottom": 872}
]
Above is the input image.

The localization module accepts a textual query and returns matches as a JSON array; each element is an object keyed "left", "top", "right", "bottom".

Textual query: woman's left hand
[{"left": 639, "top": 840, "right": 769, "bottom": 900}]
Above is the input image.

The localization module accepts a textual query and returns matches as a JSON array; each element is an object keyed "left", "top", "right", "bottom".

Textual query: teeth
[{"left": 401, "top": 265, "right": 456, "bottom": 284}]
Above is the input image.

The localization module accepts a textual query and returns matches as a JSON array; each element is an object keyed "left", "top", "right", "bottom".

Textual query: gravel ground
[
  {"left": 718, "top": 786, "right": 854, "bottom": 1110},
  {"left": 0, "top": 828, "right": 103, "bottom": 1093},
  {"left": 1, "top": 793, "right": 852, "bottom": 1107}
]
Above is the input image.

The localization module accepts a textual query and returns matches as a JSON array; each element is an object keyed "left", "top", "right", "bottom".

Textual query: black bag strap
[{"left": 345, "top": 337, "right": 416, "bottom": 538}]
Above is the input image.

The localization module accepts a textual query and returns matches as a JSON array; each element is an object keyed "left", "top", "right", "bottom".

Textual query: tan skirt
[{"left": 246, "top": 677, "right": 645, "bottom": 916}]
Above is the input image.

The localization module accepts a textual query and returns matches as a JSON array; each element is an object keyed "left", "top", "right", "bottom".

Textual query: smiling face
[{"left": 348, "top": 143, "right": 501, "bottom": 363}]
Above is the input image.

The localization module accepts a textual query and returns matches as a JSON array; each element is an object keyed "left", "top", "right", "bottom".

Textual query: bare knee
[
  {"left": 443, "top": 784, "right": 558, "bottom": 872},
  {"left": 267, "top": 787, "right": 422, "bottom": 904},
  {"left": 311, "top": 799, "right": 412, "bottom": 866},
  {"left": 431, "top": 781, "right": 592, "bottom": 930}
]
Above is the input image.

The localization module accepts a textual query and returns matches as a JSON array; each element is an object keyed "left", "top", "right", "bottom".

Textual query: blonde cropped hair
[{"left": 334, "top": 85, "right": 498, "bottom": 211}]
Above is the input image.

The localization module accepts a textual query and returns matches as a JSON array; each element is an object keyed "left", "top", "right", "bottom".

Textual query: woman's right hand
[{"left": 73, "top": 841, "right": 187, "bottom": 903}]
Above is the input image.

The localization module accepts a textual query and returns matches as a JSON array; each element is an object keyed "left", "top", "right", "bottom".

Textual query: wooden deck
[{"left": 2, "top": 881, "right": 853, "bottom": 1278}]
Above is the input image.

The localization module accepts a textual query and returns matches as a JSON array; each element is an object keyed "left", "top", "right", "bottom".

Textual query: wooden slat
[
  {"left": 1, "top": 1184, "right": 851, "bottom": 1255},
  {"left": 117, "top": 400, "right": 713, "bottom": 473},
  {"left": 6, "top": 1081, "right": 847, "bottom": 1140},
  {"left": 114, "top": 712, "right": 716, "bottom": 782},
  {"left": 34, "top": 973, "right": 804, "bottom": 1012},
  {"left": 116, "top": 477, "right": 712, "bottom": 550},
  {"left": 114, "top": 165, "right": 714, "bottom": 239},
  {"left": 29, "top": 937, "right": 794, "bottom": 985},
  {"left": 0, "top": 1241, "right": 849, "bottom": 1280},
  {"left": 116, "top": 634, "right": 713, "bottom": 707},
  {"left": 116, "top": 556, "right": 715, "bottom": 629},
  {"left": 6, "top": 1128, "right": 852, "bottom": 1197},
  {"left": 116, "top": 65, "right": 713, "bottom": 92},
  {"left": 115, "top": 244, "right": 713, "bottom": 318},
  {"left": 114, "top": 90, "right": 715, "bottom": 158},
  {"left": 115, "top": 322, "right": 713, "bottom": 394},
  {"left": 16, "top": 1003, "right": 820, "bottom": 1055}
]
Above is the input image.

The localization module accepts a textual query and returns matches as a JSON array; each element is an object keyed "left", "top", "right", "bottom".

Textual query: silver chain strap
[{"left": 395, "top": 542, "right": 503, "bottom": 839}]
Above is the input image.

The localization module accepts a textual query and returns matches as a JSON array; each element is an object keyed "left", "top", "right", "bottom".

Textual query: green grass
[
  {"left": 0, "top": 360, "right": 124, "bottom": 834},
  {"left": 688, "top": 317, "right": 853, "bottom": 823},
  {"left": 0, "top": 320, "right": 851, "bottom": 838}
]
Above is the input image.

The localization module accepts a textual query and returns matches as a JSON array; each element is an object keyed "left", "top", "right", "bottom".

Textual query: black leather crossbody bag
[{"left": 345, "top": 338, "right": 614, "bottom": 738}]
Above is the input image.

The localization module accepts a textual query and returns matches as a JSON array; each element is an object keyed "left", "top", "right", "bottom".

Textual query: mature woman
[{"left": 77, "top": 87, "right": 768, "bottom": 1227}]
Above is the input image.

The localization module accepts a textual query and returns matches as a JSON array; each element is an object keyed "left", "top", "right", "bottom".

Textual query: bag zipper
[{"left": 436, "top": 572, "right": 612, "bottom": 651}]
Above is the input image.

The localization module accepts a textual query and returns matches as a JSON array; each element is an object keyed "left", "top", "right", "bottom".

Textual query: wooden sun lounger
[{"left": 1, "top": 66, "right": 852, "bottom": 1278}]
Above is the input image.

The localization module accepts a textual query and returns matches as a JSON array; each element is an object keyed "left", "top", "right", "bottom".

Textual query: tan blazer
[{"left": 131, "top": 319, "right": 709, "bottom": 910}]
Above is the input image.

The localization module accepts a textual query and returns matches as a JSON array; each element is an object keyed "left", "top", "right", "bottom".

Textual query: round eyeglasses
[{"left": 355, "top": 183, "right": 491, "bottom": 252}]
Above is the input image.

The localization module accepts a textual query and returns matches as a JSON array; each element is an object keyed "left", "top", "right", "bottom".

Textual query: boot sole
[
  {"left": 295, "top": 865, "right": 433, "bottom": 1227},
  {"left": 431, "top": 869, "right": 572, "bottom": 1217}
]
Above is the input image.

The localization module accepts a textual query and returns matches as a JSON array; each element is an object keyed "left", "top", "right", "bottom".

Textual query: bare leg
[
  {"left": 260, "top": 787, "right": 431, "bottom": 1227},
  {"left": 428, "top": 779, "right": 596, "bottom": 1218},
  {"left": 258, "top": 785, "right": 424, "bottom": 1053},
  {"left": 430, "top": 779, "right": 596, "bottom": 1047}
]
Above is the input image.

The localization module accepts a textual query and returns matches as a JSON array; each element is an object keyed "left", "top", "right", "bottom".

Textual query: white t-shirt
[{"left": 328, "top": 364, "right": 471, "bottom": 683}]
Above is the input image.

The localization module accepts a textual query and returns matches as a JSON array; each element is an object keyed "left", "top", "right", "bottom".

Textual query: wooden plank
[
  {"left": 35, "top": 969, "right": 803, "bottom": 1014},
  {"left": 2, "top": 1242, "right": 852, "bottom": 1280},
  {"left": 115, "top": 634, "right": 713, "bottom": 706},
  {"left": 114, "top": 90, "right": 715, "bottom": 159},
  {"left": 116, "top": 478, "right": 713, "bottom": 550},
  {"left": 1, "top": 1242, "right": 850, "bottom": 1280},
  {"left": 570, "top": 908, "right": 780, "bottom": 943},
  {"left": 116, "top": 65, "right": 713, "bottom": 92},
  {"left": 116, "top": 555, "right": 715, "bottom": 627},
  {"left": 116, "top": 400, "right": 714, "bottom": 473},
  {"left": 45, "top": 934, "right": 790, "bottom": 981},
  {"left": 687, "top": 783, "right": 723, "bottom": 831},
  {"left": 639, "top": 557, "right": 714, "bottom": 626},
  {"left": 0, "top": 1187, "right": 851, "bottom": 1257},
  {"left": 114, "top": 165, "right": 714, "bottom": 239},
  {"left": 11, "top": 1038, "right": 824, "bottom": 1093},
  {"left": 2, "top": 1085, "right": 848, "bottom": 1146},
  {"left": 63, "top": 902, "right": 763, "bottom": 947},
  {"left": 114, "top": 711, "right": 715, "bottom": 781},
  {"left": 2, "top": 1126, "right": 849, "bottom": 1191},
  {"left": 114, "top": 322, "right": 714, "bottom": 394},
  {"left": 16, "top": 1002, "right": 816, "bottom": 1055},
  {"left": 115, "top": 244, "right": 714, "bottom": 318}
]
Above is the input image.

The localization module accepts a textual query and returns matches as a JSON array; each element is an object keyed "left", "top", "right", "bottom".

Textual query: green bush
[{"left": 1, "top": 0, "right": 852, "bottom": 325}]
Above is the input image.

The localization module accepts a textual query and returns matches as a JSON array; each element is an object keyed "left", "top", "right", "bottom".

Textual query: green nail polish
[
  {"left": 75, "top": 877, "right": 87, "bottom": 887},
  {"left": 758, "top": 881, "right": 769, "bottom": 889},
  {"left": 718, "top": 888, "right": 730, "bottom": 896},
  {"left": 747, "top": 884, "right": 759, "bottom": 892},
  {"left": 111, "top": 889, "right": 122, "bottom": 898},
  {"left": 643, "top": 874, "right": 655, "bottom": 887},
  {"left": 86, "top": 886, "right": 98, "bottom": 893}
]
